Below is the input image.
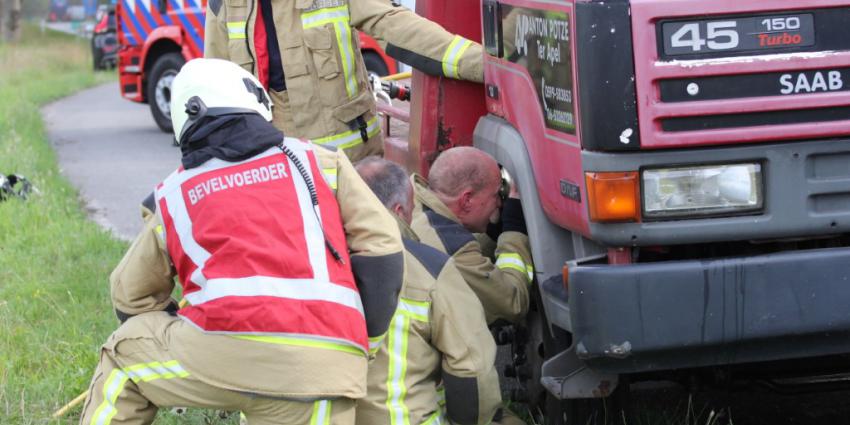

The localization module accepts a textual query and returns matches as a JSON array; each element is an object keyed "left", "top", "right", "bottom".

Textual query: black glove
[
  {"left": 485, "top": 220, "right": 503, "bottom": 241},
  {"left": 500, "top": 198, "right": 527, "bottom": 234}
]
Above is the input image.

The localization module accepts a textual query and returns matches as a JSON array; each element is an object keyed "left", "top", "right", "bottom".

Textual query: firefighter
[
  {"left": 410, "top": 147, "right": 532, "bottom": 324},
  {"left": 203, "top": 0, "right": 484, "bottom": 162},
  {"left": 354, "top": 157, "right": 503, "bottom": 425},
  {"left": 78, "top": 58, "right": 404, "bottom": 425}
]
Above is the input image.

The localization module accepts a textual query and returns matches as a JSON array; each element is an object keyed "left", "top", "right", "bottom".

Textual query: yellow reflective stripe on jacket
[
  {"left": 422, "top": 410, "right": 443, "bottom": 425},
  {"left": 301, "top": 5, "right": 348, "bottom": 27},
  {"left": 334, "top": 21, "right": 358, "bottom": 97},
  {"left": 89, "top": 361, "right": 189, "bottom": 425},
  {"left": 155, "top": 224, "right": 165, "bottom": 242},
  {"left": 496, "top": 253, "right": 534, "bottom": 282},
  {"left": 312, "top": 116, "right": 380, "bottom": 150},
  {"left": 310, "top": 400, "right": 333, "bottom": 425},
  {"left": 386, "top": 312, "right": 411, "bottom": 425},
  {"left": 234, "top": 334, "right": 366, "bottom": 357},
  {"left": 301, "top": 6, "right": 359, "bottom": 98},
  {"left": 441, "top": 36, "right": 473, "bottom": 79},
  {"left": 421, "top": 410, "right": 444, "bottom": 425},
  {"left": 89, "top": 368, "right": 129, "bottom": 425},
  {"left": 123, "top": 360, "right": 189, "bottom": 383},
  {"left": 226, "top": 21, "right": 246, "bottom": 40},
  {"left": 321, "top": 167, "right": 338, "bottom": 191},
  {"left": 384, "top": 297, "right": 430, "bottom": 425},
  {"left": 397, "top": 298, "right": 430, "bottom": 323},
  {"left": 369, "top": 334, "right": 385, "bottom": 355}
]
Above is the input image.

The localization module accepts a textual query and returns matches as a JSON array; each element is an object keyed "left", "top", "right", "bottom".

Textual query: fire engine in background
[
  {"left": 115, "top": 0, "right": 397, "bottom": 133},
  {"left": 47, "top": 0, "right": 70, "bottom": 22},
  {"left": 382, "top": 0, "right": 850, "bottom": 423}
]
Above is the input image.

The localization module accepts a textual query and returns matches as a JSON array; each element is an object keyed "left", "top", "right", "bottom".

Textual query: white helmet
[{"left": 170, "top": 58, "right": 273, "bottom": 144}]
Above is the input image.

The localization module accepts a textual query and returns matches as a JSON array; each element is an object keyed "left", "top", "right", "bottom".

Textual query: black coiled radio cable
[{"left": 278, "top": 142, "right": 345, "bottom": 264}]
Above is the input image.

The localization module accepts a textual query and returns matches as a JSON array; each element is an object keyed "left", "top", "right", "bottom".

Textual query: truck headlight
[{"left": 642, "top": 163, "right": 763, "bottom": 219}]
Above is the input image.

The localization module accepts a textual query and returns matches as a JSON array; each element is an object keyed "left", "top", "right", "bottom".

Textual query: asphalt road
[{"left": 43, "top": 82, "right": 180, "bottom": 241}]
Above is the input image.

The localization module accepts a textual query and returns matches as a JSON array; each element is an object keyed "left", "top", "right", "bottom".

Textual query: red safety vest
[{"left": 155, "top": 138, "right": 367, "bottom": 353}]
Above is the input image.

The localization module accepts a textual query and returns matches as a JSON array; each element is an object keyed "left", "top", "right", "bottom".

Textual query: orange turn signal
[
  {"left": 562, "top": 263, "right": 570, "bottom": 292},
  {"left": 585, "top": 171, "right": 640, "bottom": 222}
]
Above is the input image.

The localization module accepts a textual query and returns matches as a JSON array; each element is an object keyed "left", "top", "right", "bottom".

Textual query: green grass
[
  {"left": 0, "top": 25, "right": 123, "bottom": 424},
  {"left": 0, "top": 26, "right": 236, "bottom": 424}
]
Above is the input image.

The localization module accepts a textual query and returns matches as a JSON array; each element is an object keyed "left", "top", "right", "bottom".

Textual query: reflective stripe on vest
[
  {"left": 495, "top": 252, "right": 534, "bottom": 283},
  {"left": 227, "top": 21, "right": 247, "bottom": 40},
  {"left": 158, "top": 145, "right": 335, "bottom": 300},
  {"left": 89, "top": 361, "right": 189, "bottom": 425},
  {"left": 385, "top": 298, "right": 431, "bottom": 425},
  {"left": 441, "top": 36, "right": 473, "bottom": 79},
  {"left": 183, "top": 275, "right": 363, "bottom": 314},
  {"left": 301, "top": 6, "right": 359, "bottom": 98},
  {"left": 157, "top": 148, "right": 286, "bottom": 292},
  {"left": 155, "top": 140, "right": 365, "bottom": 350},
  {"left": 236, "top": 333, "right": 365, "bottom": 356},
  {"left": 313, "top": 115, "right": 380, "bottom": 150}
]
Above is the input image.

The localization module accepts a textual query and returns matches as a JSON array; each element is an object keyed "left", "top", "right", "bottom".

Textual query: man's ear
[
  {"left": 391, "top": 202, "right": 405, "bottom": 218},
  {"left": 458, "top": 190, "right": 474, "bottom": 213}
]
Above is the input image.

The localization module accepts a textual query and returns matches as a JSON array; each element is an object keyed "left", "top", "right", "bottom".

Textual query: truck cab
[{"left": 399, "top": 0, "right": 850, "bottom": 422}]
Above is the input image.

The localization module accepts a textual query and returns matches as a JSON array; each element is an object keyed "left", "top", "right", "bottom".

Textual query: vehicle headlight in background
[{"left": 642, "top": 163, "right": 762, "bottom": 219}]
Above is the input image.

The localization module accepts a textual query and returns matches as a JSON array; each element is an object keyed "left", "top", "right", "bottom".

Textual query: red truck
[
  {"left": 115, "top": 0, "right": 397, "bottom": 133},
  {"left": 385, "top": 0, "right": 850, "bottom": 423}
]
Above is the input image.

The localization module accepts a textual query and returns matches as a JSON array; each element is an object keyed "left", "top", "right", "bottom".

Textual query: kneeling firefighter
[{"left": 79, "top": 58, "right": 404, "bottom": 425}]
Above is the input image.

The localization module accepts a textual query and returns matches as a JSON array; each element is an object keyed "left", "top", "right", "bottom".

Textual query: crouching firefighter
[
  {"left": 355, "top": 158, "right": 526, "bottom": 425},
  {"left": 78, "top": 58, "right": 404, "bottom": 425}
]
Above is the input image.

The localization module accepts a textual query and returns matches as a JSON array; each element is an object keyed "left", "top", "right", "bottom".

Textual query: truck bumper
[
  {"left": 118, "top": 47, "right": 143, "bottom": 102},
  {"left": 567, "top": 246, "right": 850, "bottom": 374}
]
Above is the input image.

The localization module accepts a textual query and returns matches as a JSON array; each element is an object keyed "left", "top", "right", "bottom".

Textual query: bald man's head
[
  {"left": 428, "top": 147, "right": 500, "bottom": 196},
  {"left": 427, "top": 147, "right": 502, "bottom": 233}
]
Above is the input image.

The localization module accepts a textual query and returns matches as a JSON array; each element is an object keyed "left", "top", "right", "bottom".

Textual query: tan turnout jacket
[
  {"left": 204, "top": 0, "right": 484, "bottom": 162},
  {"left": 112, "top": 146, "right": 402, "bottom": 399},
  {"left": 410, "top": 176, "right": 532, "bottom": 324},
  {"left": 357, "top": 219, "right": 501, "bottom": 425}
]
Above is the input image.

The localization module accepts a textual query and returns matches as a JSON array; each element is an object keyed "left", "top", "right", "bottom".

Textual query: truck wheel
[
  {"left": 524, "top": 285, "right": 632, "bottom": 425},
  {"left": 147, "top": 52, "right": 185, "bottom": 133},
  {"left": 523, "top": 286, "right": 570, "bottom": 425},
  {"left": 363, "top": 51, "right": 389, "bottom": 78},
  {"left": 91, "top": 38, "right": 103, "bottom": 70}
]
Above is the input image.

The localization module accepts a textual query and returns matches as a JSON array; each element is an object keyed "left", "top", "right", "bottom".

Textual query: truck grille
[{"left": 631, "top": 2, "right": 850, "bottom": 149}]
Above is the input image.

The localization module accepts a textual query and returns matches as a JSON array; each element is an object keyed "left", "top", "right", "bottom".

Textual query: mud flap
[{"left": 541, "top": 346, "right": 618, "bottom": 399}]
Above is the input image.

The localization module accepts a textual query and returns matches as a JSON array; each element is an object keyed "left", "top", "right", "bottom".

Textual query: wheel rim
[{"left": 154, "top": 70, "right": 178, "bottom": 118}]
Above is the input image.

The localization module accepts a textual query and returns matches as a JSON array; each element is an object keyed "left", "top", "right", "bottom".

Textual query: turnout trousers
[{"left": 78, "top": 312, "right": 356, "bottom": 425}]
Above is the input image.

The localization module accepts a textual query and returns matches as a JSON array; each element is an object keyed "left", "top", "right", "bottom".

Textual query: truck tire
[
  {"left": 91, "top": 37, "right": 103, "bottom": 70},
  {"left": 523, "top": 287, "right": 570, "bottom": 425},
  {"left": 147, "top": 52, "right": 185, "bottom": 133},
  {"left": 522, "top": 286, "right": 632, "bottom": 425},
  {"left": 363, "top": 51, "right": 389, "bottom": 78}
]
